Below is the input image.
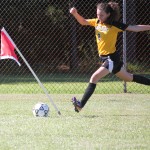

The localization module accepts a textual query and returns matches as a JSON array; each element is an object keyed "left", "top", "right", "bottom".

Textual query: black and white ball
[{"left": 33, "top": 102, "right": 49, "bottom": 117}]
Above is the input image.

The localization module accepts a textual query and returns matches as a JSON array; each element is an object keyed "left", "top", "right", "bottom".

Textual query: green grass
[
  {"left": 0, "top": 94, "right": 150, "bottom": 150},
  {"left": 0, "top": 81, "right": 150, "bottom": 94},
  {"left": 0, "top": 82, "right": 120, "bottom": 94},
  {"left": 0, "top": 74, "right": 149, "bottom": 94}
]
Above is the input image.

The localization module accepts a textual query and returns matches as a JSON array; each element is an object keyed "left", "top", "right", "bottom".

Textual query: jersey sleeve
[
  {"left": 111, "top": 21, "right": 129, "bottom": 32},
  {"left": 86, "top": 18, "right": 97, "bottom": 27}
]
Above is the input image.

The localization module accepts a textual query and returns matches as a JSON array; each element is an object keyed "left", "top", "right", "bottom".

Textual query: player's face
[{"left": 97, "top": 9, "right": 110, "bottom": 23}]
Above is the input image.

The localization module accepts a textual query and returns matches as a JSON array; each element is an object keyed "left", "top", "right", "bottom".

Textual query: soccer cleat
[{"left": 71, "top": 97, "right": 82, "bottom": 112}]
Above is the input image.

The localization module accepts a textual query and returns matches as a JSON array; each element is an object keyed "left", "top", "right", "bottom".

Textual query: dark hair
[{"left": 97, "top": 2, "right": 120, "bottom": 24}]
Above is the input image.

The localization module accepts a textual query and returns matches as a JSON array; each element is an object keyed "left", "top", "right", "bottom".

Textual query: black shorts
[{"left": 99, "top": 51, "right": 123, "bottom": 74}]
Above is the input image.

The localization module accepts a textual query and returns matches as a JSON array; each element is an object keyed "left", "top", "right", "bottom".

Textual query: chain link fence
[{"left": 0, "top": 0, "right": 150, "bottom": 95}]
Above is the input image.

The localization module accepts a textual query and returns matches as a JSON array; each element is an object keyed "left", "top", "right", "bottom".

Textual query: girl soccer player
[{"left": 70, "top": 2, "right": 150, "bottom": 112}]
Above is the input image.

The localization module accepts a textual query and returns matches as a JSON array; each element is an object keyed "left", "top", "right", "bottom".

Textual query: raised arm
[
  {"left": 70, "top": 7, "right": 89, "bottom": 26},
  {"left": 126, "top": 25, "right": 150, "bottom": 32}
]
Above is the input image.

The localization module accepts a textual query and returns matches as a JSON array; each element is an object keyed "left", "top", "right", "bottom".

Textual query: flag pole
[
  {"left": 1, "top": 27, "right": 61, "bottom": 115},
  {"left": 16, "top": 48, "right": 61, "bottom": 115}
]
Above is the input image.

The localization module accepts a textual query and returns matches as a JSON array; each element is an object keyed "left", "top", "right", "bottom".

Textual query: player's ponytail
[
  {"left": 108, "top": 2, "right": 120, "bottom": 22},
  {"left": 97, "top": 2, "right": 120, "bottom": 24}
]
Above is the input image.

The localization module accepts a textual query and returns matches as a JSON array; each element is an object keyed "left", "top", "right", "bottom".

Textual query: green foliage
[
  {"left": 46, "top": 6, "right": 66, "bottom": 25},
  {"left": 127, "top": 62, "right": 150, "bottom": 73}
]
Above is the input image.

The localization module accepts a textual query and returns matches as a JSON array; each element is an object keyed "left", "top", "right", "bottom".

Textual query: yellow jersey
[{"left": 87, "top": 18, "right": 128, "bottom": 55}]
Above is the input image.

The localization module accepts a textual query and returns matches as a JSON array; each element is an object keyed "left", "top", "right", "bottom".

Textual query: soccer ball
[{"left": 32, "top": 102, "right": 49, "bottom": 117}]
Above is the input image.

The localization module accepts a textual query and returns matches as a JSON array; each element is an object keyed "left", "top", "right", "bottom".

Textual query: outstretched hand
[
  {"left": 69, "top": 7, "right": 89, "bottom": 26},
  {"left": 70, "top": 7, "right": 77, "bottom": 15}
]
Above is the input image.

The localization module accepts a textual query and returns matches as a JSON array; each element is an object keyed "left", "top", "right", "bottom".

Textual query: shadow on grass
[{"left": 82, "top": 114, "right": 150, "bottom": 118}]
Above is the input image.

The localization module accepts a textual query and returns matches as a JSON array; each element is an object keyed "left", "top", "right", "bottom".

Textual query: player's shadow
[
  {"left": 83, "top": 114, "right": 150, "bottom": 118},
  {"left": 82, "top": 115, "right": 100, "bottom": 118}
]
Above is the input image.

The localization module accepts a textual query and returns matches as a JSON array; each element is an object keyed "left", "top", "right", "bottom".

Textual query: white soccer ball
[{"left": 32, "top": 102, "right": 49, "bottom": 117}]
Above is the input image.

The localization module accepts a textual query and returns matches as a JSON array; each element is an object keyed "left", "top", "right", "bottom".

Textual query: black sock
[
  {"left": 133, "top": 74, "right": 150, "bottom": 85},
  {"left": 80, "top": 83, "right": 96, "bottom": 108}
]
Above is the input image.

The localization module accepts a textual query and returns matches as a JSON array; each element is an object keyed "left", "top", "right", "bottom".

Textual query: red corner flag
[
  {"left": 0, "top": 27, "right": 21, "bottom": 66},
  {"left": 0, "top": 28, "right": 61, "bottom": 115}
]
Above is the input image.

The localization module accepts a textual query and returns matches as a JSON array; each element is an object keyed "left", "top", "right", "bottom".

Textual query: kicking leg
[{"left": 72, "top": 66, "right": 109, "bottom": 112}]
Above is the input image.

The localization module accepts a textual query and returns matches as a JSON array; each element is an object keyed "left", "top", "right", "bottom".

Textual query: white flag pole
[
  {"left": 2, "top": 27, "right": 61, "bottom": 115},
  {"left": 16, "top": 47, "right": 61, "bottom": 115}
]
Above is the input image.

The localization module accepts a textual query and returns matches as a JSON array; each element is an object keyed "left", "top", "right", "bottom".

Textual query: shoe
[{"left": 71, "top": 97, "right": 82, "bottom": 112}]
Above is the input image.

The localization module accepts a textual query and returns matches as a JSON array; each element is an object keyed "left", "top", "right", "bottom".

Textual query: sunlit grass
[{"left": 0, "top": 94, "right": 149, "bottom": 150}]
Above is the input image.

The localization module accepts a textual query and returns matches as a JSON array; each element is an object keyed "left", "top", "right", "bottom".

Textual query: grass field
[
  {"left": 0, "top": 81, "right": 150, "bottom": 94},
  {"left": 0, "top": 94, "right": 150, "bottom": 150},
  {"left": 0, "top": 74, "right": 149, "bottom": 94}
]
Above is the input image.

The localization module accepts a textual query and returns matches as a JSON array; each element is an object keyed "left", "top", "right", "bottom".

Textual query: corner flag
[
  {"left": 0, "top": 27, "right": 21, "bottom": 66},
  {"left": 0, "top": 27, "right": 61, "bottom": 115}
]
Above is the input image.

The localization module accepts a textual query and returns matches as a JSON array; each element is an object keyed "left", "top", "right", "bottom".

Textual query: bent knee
[
  {"left": 123, "top": 78, "right": 133, "bottom": 82},
  {"left": 90, "top": 67, "right": 109, "bottom": 83},
  {"left": 123, "top": 75, "right": 133, "bottom": 82},
  {"left": 116, "top": 70, "right": 133, "bottom": 82},
  {"left": 90, "top": 75, "right": 99, "bottom": 84}
]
